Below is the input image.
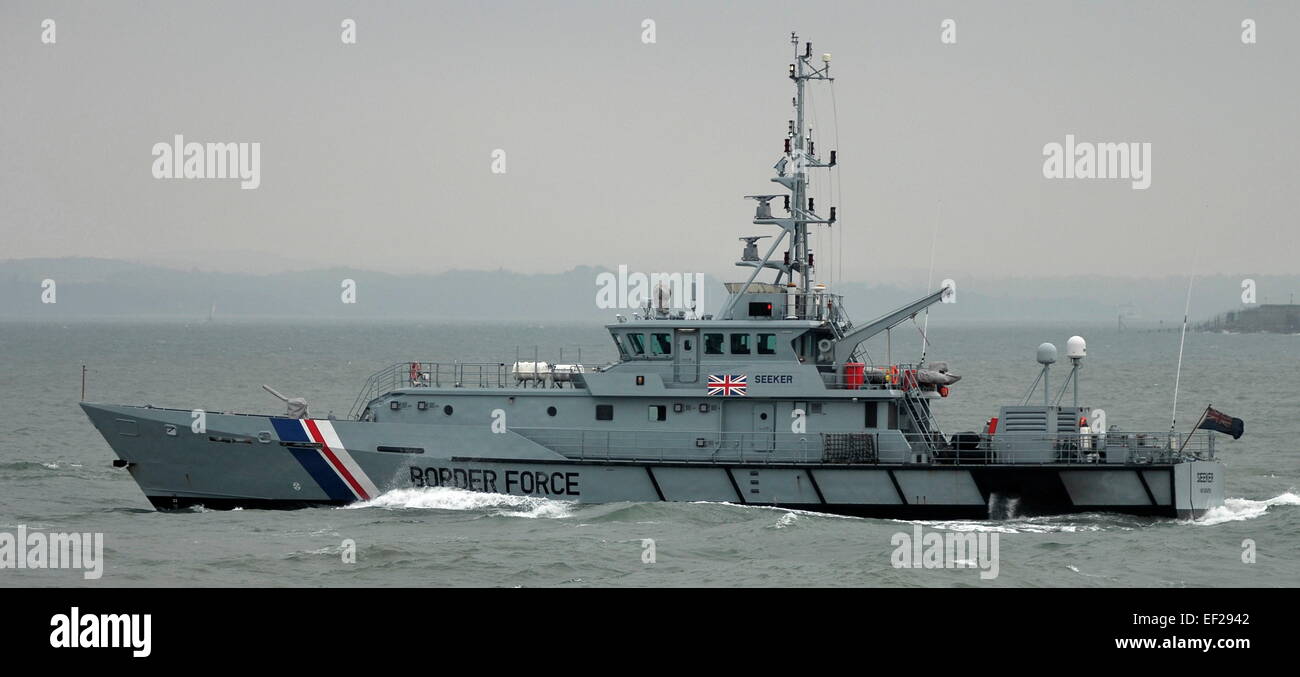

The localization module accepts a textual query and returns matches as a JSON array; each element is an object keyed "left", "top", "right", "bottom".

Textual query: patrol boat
[{"left": 81, "top": 34, "right": 1228, "bottom": 519}]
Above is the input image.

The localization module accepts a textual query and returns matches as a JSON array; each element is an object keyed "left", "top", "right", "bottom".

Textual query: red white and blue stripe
[
  {"left": 707, "top": 374, "right": 747, "bottom": 397},
  {"left": 272, "top": 418, "right": 379, "bottom": 502}
]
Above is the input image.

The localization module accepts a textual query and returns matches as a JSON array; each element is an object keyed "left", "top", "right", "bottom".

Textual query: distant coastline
[{"left": 3, "top": 257, "right": 1296, "bottom": 325}]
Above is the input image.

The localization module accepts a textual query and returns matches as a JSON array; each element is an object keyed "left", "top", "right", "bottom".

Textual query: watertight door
[{"left": 675, "top": 329, "right": 698, "bottom": 383}]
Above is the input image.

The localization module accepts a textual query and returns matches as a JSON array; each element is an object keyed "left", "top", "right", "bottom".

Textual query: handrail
[
  {"left": 348, "top": 360, "right": 607, "bottom": 419},
  {"left": 504, "top": 427, "right": 1214, "bottom": 466},
  {"left": 348, "top": 358, "right": 939, "bottom": 419}
]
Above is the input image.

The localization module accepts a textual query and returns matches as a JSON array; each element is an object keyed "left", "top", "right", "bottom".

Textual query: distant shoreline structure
[{"left": 1199, "top": 304, "right": 1300, "bottom": 333}]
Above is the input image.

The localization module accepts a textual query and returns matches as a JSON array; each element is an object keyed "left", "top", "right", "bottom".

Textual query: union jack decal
[{"left": 707, "top": 374, "right": 747, "bottom": 396}]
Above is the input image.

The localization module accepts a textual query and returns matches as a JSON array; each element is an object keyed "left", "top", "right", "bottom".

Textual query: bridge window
[
  {"left": 648, "top": 405, "right": 667, "bottom": 422},
  {"left": 596, "top": 404, "right": 614, "bottom": 421},
  {"left": 757, "top": 333, "right": 777, "bottom": 355},
  {"left": 651, "top": 333, "right": 672, "bottom": 356},
  {"left": 730, "top": 333, "right": 751, "bottom": 354},
  {"left": 626, "top": 333, "right": 646, "bottom": 356},
  {"left": 704, "top": 333, "right": 724, "bottom": 354},
  {"left": 611, "top": 333, "right": 629, "bottom": 358}
]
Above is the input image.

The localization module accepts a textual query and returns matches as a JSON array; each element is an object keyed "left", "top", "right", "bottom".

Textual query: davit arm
[{"left": 832, "top": 287, "right": 949, "bottom": 364}]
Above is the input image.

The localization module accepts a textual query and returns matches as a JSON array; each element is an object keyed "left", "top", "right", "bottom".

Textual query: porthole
[
  {"left": 443, "top": 405, "right": 453, "bottom": 416},
  {"left": 547, "top": 406, "right": 557, "bottom": 417},
  {"left": 760, "top": 412, "right": 768, "bottom": 420}
]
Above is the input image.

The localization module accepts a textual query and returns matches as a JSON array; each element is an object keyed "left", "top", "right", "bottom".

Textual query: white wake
[
  {"left": 342, "top": 486, "right": 573, "bottom": 519},
  {"left": 1190, "top": 491, "right": 1300, "bottom": 526}
]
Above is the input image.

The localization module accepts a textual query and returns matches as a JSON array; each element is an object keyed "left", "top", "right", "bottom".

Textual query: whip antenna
[{"left": 919, "top": 199, "right": 941, "bottom": 363}]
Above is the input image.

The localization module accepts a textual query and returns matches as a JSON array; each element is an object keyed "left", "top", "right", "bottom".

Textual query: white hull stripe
[{"left": 302, "top": 419, "right": 380, "bottom": 500}]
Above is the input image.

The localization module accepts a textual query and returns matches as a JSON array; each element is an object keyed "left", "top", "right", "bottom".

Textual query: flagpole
[
  {"left": 1176, "top": 404, "right": 1210, "bottom": 456},
  {"left": 1170, "top": 275, "right": 1194, "bottom": 434}
]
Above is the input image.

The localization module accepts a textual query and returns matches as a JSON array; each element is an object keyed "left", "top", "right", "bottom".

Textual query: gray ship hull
[{"left": 82, "top": 403, "right": 1225, "bottom": 519}]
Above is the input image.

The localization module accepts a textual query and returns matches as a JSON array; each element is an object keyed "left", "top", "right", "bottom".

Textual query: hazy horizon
[
  {"left": 3, "top": 1, "right": 1298, "bottom": 287},
  {"left": 4, "top": 256, "right": 1294, "bottom": 325}
]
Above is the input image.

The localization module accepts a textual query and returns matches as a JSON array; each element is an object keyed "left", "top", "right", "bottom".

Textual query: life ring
[{"left": 409, "top": 362, "right": 422, "bottom": 385}]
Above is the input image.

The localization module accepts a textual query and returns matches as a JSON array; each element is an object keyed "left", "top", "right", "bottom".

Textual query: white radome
[{"left": 1066, "top": 335, "right": 1087, "bottom": 359}]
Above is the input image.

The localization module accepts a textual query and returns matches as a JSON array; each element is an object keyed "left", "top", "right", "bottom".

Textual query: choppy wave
[
  {"left": 0, "top": 460, "right": 66, "bottom": 471},
  {"left": 1190, "top": 491, "right": 1299, "bottom": 526},
  {"left": 770, "top": 512, "right": 800, "bottom": 529},
  {"left": 342, "top": 487, "right": 574, "bottom": 519},
  {"left": 696, "top": 501, "right": 858, "bottom": 521},
  {"left": 906, "top": 518, "right": 1112, "bottom": 534}
]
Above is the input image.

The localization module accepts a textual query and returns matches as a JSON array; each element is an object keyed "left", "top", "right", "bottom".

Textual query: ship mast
[
  {"left": 786, "top": 32, "right": 835, "bottom": 297},
  {"left": 722, "top": 33, "right": 836, "bottom": 320}
]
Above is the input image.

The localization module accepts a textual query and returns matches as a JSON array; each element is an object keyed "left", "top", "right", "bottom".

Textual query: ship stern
[{"left": 1174, "top": 460, "right": 1225, "bottom": 519}]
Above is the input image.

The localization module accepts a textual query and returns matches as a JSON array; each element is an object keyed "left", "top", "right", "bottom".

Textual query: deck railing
[
  {"left": 506, "top": 427, "right": 1215, "bottom": 466},
  {"left": 512, "top": 428, "right": 830, "bottom": 464},
  {"left": 349, "top": 361, "right": 604, "bottom": 419},
  {"left": 938, "top": 430, "right": 1213, "bottom": 465}
]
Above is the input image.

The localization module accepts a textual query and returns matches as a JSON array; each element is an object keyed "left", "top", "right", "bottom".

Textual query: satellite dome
[
  {"left": 1066, "top": 335, "right": 1087, "bottom": 359},
  {"left": 1036, "top": 342, "right": 1058, "bottom": 365}
]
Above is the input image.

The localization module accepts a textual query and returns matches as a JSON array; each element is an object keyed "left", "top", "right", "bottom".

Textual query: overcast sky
[{"left": 2, "top": 1, "right": 1296, "bottom": 286}]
